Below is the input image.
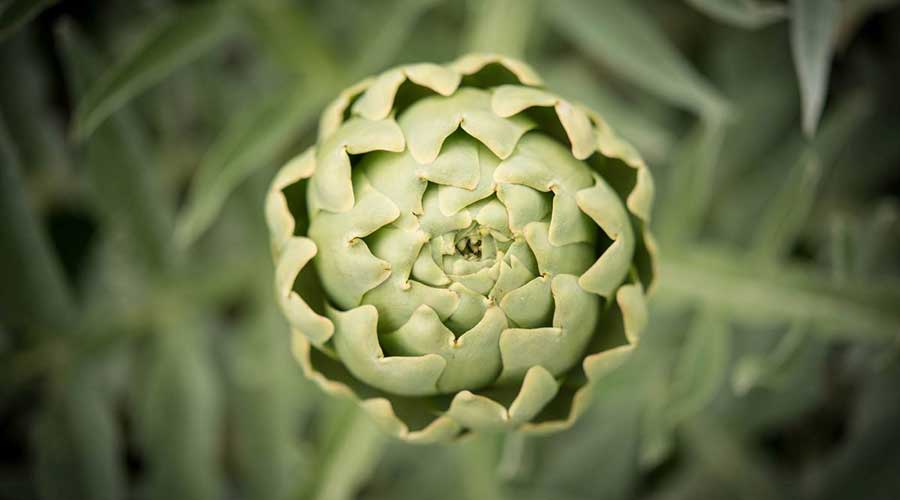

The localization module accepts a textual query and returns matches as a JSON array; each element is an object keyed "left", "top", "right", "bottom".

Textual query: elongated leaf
[
  {"left": 732, "top": 322, "right": 807, "bottom": 395},
  {"left": 0, "top": 116, "right": 74, "bottom": 332},
  {"left": 227, "top": 303, "right": 311, "bottom": 500},
  {"left": 246, "top": 1, "right": 339, "bottom": 78},
  {"left": 668, "top": 308, "right": 731, "bottom": 421},
  {"left": 174, "top": 83, "right": 329, "bottom": 248},
  {"left": 347, "top": 0, "right": 442, "bottom": 76},
  {"left": 312, "top": 400, "right": 387, "bottom": 500},
  {"left": 750, "top": 151, "right": 822, "bottom": 264},
  {"left": 464, "top": 0, "right": 537, "bottom": 58},
  {"left": 33, "top": 366, "right": 124, "bottom": 500},
  {"left": 548, "top": 0, "right": 730, "bottom": 117},
  {"left": 73, "top": 2, "right": 236, "bottom": 139},
  {"left": 658, "top": 246, "right": 900, "bottom": 340},
  {"left": 135, "top": 316, "right": 223, "bottom": 500},
  {"left": 56, "top": 21, "right": 173, "bottom": 269},
  {"left": 791, "top": 0, "right": 840, "bottom": 136},
  {"left": 686, "top": 0, "right": 786, "bottom": 29},
  {"left": 656, "top": 115, "right": 728, "bottom": 244},
  {"left": 0, "top": 0, "right": 57, "bottom": 40}
]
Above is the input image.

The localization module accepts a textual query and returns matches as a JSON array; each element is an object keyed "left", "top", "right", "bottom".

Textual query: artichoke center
[{"left": 455, "top": 227, "right": 486, "bottom": 261}]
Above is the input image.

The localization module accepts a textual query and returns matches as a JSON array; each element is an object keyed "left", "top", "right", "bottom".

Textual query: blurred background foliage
[{"left": 1, "top": 0, "right": 899, "bottom": 499}]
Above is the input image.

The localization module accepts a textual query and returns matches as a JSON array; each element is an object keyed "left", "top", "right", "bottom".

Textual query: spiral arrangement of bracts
[{"left": 266, "top": 54, "right": 657, "bottom": 442}]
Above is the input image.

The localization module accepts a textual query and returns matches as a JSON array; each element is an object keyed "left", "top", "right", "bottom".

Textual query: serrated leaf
[
  {"left": 56, "top": 21, "right": 173, "bottom": 269},
  {"left": 33, "top": 367, "right": 124, "bottom": 500},
  {"left": 174, "top": 83, "right": 328, "bottom": 248},
  {"left": 548, "top": 0, "right": 730, "bottom": 117},
  {"left": 791, "top": 0, "right": 840, "bottom": 136},
  {"left": 72, "top": 2, "right": 236, "bottom": 139},
  {"left": 686, "top": 0, "right": 786, "bottom": 29},
  {"left": 0, "top": 0, "right": 57, "bottom": 40}
]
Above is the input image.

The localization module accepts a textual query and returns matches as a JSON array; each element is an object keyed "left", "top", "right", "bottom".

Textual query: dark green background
[{"left": 1, "top": 1, "right": 899, "bottom": 499}]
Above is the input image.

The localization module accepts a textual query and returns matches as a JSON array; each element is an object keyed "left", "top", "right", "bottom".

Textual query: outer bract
[{"left": 266, "top": 54, "right": 657, "bottom": 442}]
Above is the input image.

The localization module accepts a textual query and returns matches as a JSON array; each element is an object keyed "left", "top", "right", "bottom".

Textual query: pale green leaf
[
  {"left": 667, "top": 308, "right": 731, "bottom": 421},
  {"left": 658, "top": 246, "right": 900, "bottom": 340},
  {"left": 686, "top": 0, "right": 786, "bottom": 29},
  {"left": 749, "top": 151, "right": 822, "bottom": 264},
  {"left": 312, "top": 400, "right": 387, "bottom": 500},
  {"left": 656, "top": 115, "right": 728, "bottom": 244},
  {"left": 791, "top": 0, "right": 840, "bottom": 136},
  {"left": 464, "top": 0, "right": 537, "bottom": 59},
  {"left": 548, "top": 0, "right": 730, "bottom": 117},
  {"left": 72, "top": 2, "right": 236, "bottom": 139}
]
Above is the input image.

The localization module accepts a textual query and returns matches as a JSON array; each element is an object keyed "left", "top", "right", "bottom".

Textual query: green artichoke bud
[{"left": 267, "top": 54, "right": 656, "bottom": 442}]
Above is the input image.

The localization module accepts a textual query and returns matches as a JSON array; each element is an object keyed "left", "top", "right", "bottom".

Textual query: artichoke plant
[{"left": 266, "top": 53, "right": 656, "bottom": 441}]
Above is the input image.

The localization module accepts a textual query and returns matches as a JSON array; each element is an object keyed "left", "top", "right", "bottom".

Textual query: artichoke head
[{"left": 266, "top": 54, "right": 656, "bottom": 442}]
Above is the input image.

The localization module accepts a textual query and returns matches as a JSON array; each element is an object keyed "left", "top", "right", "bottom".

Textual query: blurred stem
[
  {"left": 464, "top": 0, "right": 537, "bottom": 58},
  {"left": 0, "top": 116, "right": 75, "bottom": 333}
]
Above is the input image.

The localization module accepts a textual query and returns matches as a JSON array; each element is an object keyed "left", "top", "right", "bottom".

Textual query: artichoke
[{"left": 266, "top": 54, "right": 656, "bottom": 442}]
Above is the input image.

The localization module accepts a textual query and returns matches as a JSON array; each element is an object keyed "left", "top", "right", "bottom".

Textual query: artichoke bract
[{"left": 266, "top": 54, "right": 657, "bottom": 441}]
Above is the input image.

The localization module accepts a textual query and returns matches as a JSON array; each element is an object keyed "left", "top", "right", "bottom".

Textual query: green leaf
[
  {"left": 174, "top": 83, "right": 329, "bottom": 248},
  {"left": 245, "top": 1, "right": 339, "bottom": 79},
  {"left": 0, "top": 0, "right": 57, "bottom": 40},
  {"left": 453, "top": 433, "right": 506, "bottom": 500},
  {"left": 311, "top": 399, "right": 387, "bottom": 500},
  {"left": 32, "top": 366, "right": 124, "bottom": 500},
  {"left": 0, "top": 116, "right": 74, "bottom": 332},
  {"left": 732, "top": 322, "right": 807, "bottom": 395},
  {"left": 135, "top": 315, "right": 223, "bottom": 500},
  {"left": 226, "top": 303, "right": 312, "bottom": 500},
  {"left": 790, "top": 0, "right": 840, "bottom": 136},
  {"left": 56, "top": 21, "right": 173, "bottom": 269},
  {"left": 667, "top": 308, "right": 731, "bottom": 422},
  {"left": 464, "top": 0, "right": 538, "bottom": 59},
  {"left": 686, "top": 0, "right": 786, "bottom": 29},
  {"left": 72, "top": 2, "right": 236, "bottom": 139},
  {"left": 548, "top": 0, "right": 730, "bottom": 117},
  {"left": 658, "top": 245, "right": 900, "bottom": 340},
  {"left": 749, "top": 151, "right": 822, "bottom": 264},
  {"left": 656, "top": 115, "right": 728, "bottom": 244},
  {"left": 347, "top": 0, "right": 443, "bottom": 76}
]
